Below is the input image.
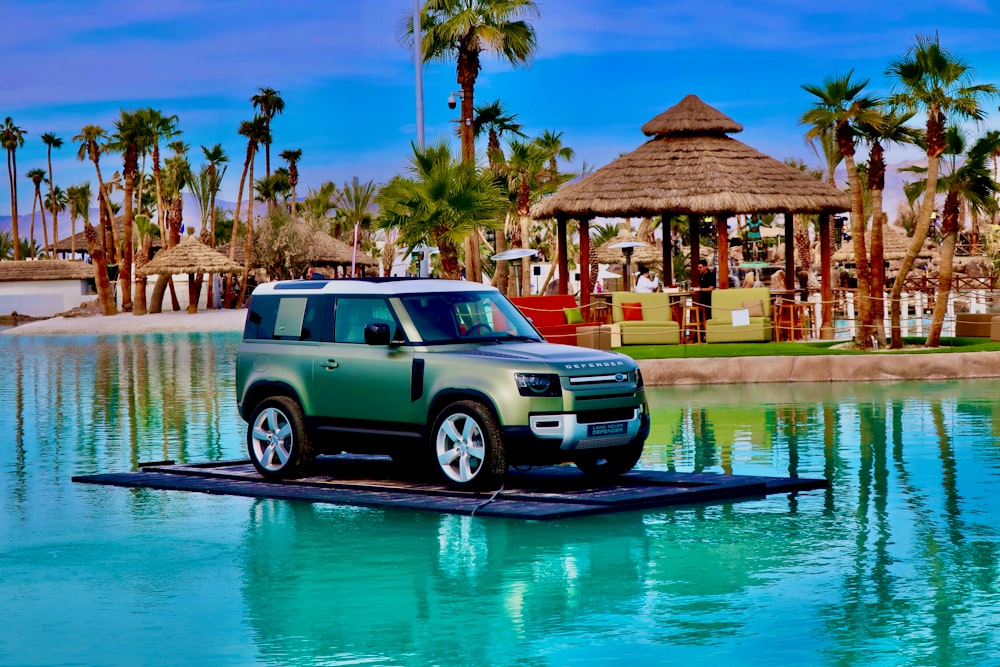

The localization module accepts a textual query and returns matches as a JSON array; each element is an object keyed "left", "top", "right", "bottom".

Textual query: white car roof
[{"left": 251, "top": 278, "right": 500, "bottom": 297}]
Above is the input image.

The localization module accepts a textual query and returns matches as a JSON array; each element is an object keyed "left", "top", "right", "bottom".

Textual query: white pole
[
  {"left": 414, "top": 0, "right": 425, "bottom": 151},
  {"left": 945, "top": 292, "right": 956, "bottom": 337},
  {"left": 846, "top": 292, "right": 855, "bottom": 339},
  {"left": 901, "top": 292, "right": 910, "bottom": 337}
]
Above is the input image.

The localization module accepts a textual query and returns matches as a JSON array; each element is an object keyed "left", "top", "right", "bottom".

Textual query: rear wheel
[
  {"left": 575, "top": 440, "right": 644, "bottom": 481},
  {"left": 430, "top": 400, "right": 506, "bottom": 490},
  {"left": 247, "top": 396, "right": 314, "bottom": 479}
]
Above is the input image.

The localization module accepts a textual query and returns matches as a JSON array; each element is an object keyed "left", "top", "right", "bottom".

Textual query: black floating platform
[{"left": 73, "top": 456, "right": 828, "bottom": 520}]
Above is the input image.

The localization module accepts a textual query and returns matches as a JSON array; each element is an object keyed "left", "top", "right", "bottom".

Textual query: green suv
[{"left": 236, "top": 278, "right": 649, "bottom": 489}]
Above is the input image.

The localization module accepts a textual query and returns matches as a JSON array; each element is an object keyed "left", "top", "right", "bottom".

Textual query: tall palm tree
[
  {"left": 533, "top": 129, "right": 575, "bottom": 177},
  {"left": 110, "top": 109, "right": 153, "bottom": 312},
  {"left": 2, "top": 117, "right": 27, "bottom": 260},
  {"left": 66, "top": 182, "right": 91, "bottom": 258},
  {"left": 279, "top": 148, "right": 302, "bottom": 217},
  {"left": 408, "top": 0, "right": 540, "bottom": 283},
  {"left": 499, "top": 138, "right": 549, "bottom": 295},
  {"left": 26, "top": 167, "right": 48, "bottom": 255},
  {"left": 235, "top": 118, "right": 269, "bottom": 306},
  {"left": 200, "top": 144, "right": 228, "bottom": 247},
  {"left": 250, "top": 87, "right": 284, "bottom": 178},
  {"left": 338, "top": 178, "right": 377, "bottom": 275},
  {"left": 229, "top": 117, "right": 268, "bottom": 262},
  {"left": 473, "top": 99, "right": 524, "bottom": 288},
  {"left": 473, "top": 100, "right": 525, "bottom": 167},
  {"left": 885, "top": 34, "right": 999, "bottom": 348},
  {"left": 44, "top": 186, "right": 66, "bottom": 263},
  {"left": 376, "top": 141, "right": 506, "bottom": 280},
  {"left": 73, "top": 124, "right": 119, "bottom": 312},
  {"left": 139, "top": 108, "right": 181, "bottom": 245},
  {"left": 901, "top": 128, "right": 1000, "bottom": 347},
  {"left": 801, "top": 71, "right": 882, "bottom": 348},
  {"left": 856, "top": 108, "right": 920, "bottom": 340},
  {"left": 40, "top": 132, "right": 63, "bottom": 253}
]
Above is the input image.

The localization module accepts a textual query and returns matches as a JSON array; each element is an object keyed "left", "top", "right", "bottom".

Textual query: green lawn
[{"left": 616, "top": 337, "right": 1000, "bottom": 359}]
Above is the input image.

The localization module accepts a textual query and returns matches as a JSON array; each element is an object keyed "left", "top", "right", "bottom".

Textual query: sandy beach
[{"left": 1, "top": 308, "right": 247, "bottom": 336}]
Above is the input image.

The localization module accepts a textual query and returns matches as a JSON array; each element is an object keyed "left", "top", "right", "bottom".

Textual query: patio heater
[
  {"left": 608, "top": 241, "right": 648, "bottom": 291},
  {"left": 491, "top": 248, "right": 538, "bottom": 295}
]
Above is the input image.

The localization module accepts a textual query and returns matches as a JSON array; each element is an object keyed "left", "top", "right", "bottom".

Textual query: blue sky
[{"left": 3, "top": 0, "right": 1000, "bottom": 230}]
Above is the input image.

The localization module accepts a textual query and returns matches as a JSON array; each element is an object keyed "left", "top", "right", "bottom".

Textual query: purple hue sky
[{"left": 2, "top": 0, "right": 999, "bottom": 231}]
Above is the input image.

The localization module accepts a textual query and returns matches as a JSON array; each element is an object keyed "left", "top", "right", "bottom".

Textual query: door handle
[{"left": 320, "top": 360, "right": 339, "bottom": 369}]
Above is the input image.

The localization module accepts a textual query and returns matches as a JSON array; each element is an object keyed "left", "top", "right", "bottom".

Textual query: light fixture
[{"left": 491, "top": 248, "right": 538, "bottom": 295}]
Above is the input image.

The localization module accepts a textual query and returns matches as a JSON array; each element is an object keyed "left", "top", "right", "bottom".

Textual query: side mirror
[{"left": 364, "top": 322, "right": 391, "bottom": 346}]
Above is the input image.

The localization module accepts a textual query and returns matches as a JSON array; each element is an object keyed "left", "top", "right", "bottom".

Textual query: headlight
[{"left": 515, "top": 373, "right": 562, "bottom": 397}]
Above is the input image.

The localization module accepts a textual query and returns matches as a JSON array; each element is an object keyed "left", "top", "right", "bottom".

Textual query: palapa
[
  {"left": 136, "top": 234, "right": 244, "bottom": 277},
  {"left": 832, "top": 224, "right": 936, "bottom": 263},
  {"left": 592, "top": 231, "right": 663, "bottom": 266},
  {"left": 0, "top": 259, "right": 96, "bottom": 283},
  {"left": 532, "top": 95, "right": 850, "bottom": 219}
]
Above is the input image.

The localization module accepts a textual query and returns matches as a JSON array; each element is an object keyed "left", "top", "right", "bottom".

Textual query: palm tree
[
  {"left": 2, "top": 117, "right": 27, "bottom": 260},
  {"left": 200, "top": 144, "right": 228, "bottom": 247},
  {"left": 301, "top": 182, "right": 342, "bottom": 229},
  {"left": 26, "top": 167, "right": 47, "bottom": 255},
  {"left": 40, "top": 133, "right": 63, "bottom": 254},
  {"left": 139, "top": 108, "right": 181, "bottom": 245},
  {"left": 885, "top": 34, "right": 1000, "bottom": 348},
  {"left": 73, "top": 125, "right": 118, "bottom": 313},
  {"left": 856, "top": 108, "right": 920, "bottom": 340},
  {"left": 499, "top": 138, "right": 549, "bottom": 295},
  {"left": 408, "top": 0, "right": 539, "bottom": 283},
  {"left": 44, "top": 186, "right": 67, "bottom": 263},
  {"left": 110, "top": 109, "right": 153, "bottom": 312},
  {"left": 229, "top": 117, "right": 268, "bottom": 262},
  {"left": 279, "top": 148, "right": 302, "bottom": 217},
  {"left": 801, "top": 71, "right": 882, "bottom": 348},
  {"left": 473, "top": 100, "right": 525, "bottom": 167},
  {"left": 338, "top": 178, "right": 377, "bottom": 275},
  {"left": 531, "top": 130, "right": 576, "bottom": 293},
  {"left": 901, "top": 128, "right": 1000, "bottom": 347},
  {"left": 66, "top": 182, "right": 91, "bottom": 258},
  {"left": 250, "top": 87, "right": 284, "bottom": 178},
  {"left": 234, "top": 118, "right": 269, "bottom": 306},
  {"left": 376, "top": 141, "right": 506, "bottom": 280}
]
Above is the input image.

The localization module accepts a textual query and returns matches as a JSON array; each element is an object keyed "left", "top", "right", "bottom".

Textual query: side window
[
  {"left": 243, "top": 295, "right": 327, "bottom": 341},
  {"left": 334, "top": 297, "right": 395, "bottom": 344}
]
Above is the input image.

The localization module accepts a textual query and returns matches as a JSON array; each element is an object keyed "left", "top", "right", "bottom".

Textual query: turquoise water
[{"left": 2, "top": 332, "right": 999, "bottom": 666}]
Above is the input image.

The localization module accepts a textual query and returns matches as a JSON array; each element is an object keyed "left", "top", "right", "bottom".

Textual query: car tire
[
  {"left": 247, "top": 396, "right": 314, "bottom": 479},
  {"left": 574, "top": 439, "right": 644, "bottom": 481},
  {"left": 430, "top": 400, "right": 506, "bottom": 490}
]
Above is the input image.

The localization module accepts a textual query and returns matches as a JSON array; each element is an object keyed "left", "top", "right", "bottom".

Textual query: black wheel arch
[
  {"left": 426, "top": 388, "right": 502, "bottom": 430},
  {"left": 240, "top": 380, "right": 304, "bottom": 422}
]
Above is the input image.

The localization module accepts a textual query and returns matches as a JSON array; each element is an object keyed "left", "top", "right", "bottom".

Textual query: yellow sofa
[
  {"left": 610, "top": 292, "right": 681, "bottom": 345},
  {"left": 705, "top": 287, "right": 772, "bottom": 343}
]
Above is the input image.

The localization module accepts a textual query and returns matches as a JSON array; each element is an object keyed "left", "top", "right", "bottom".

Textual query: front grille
[
  {"left": 576, "top": 408, "right": 636, "bottom": 424},
  {"left": 576, "top": 435, "right": 633, "bottom": 449}
]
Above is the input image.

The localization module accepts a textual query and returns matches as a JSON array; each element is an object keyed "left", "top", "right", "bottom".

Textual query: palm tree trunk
[
  {"left": 927, "top": 192, "right": 959, "bottom": 347},
  {"left": 844, "top": 153, "right": 873, "bottom": 347},
  {"left": 85, "top": 217, "right": 117, "bottom": 315},
  {"left": 121, "top": 171, "right": 135, "bottom": 312},
  {"left": 237, "top": 153, "right": 256, "bottom": 306},
  {"left": 890, "top": 153, "right": 942, "bottom": 348}
]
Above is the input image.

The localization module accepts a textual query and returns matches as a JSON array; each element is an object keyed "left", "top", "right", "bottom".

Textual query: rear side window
[
  {"left": 334, "top": 297, "right": 396, "bottom": 344},
  {"left": 244, "top": 295, "right": 328, "bottom": 341}
]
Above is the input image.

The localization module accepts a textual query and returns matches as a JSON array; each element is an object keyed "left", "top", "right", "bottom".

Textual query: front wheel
[
  {"left": 430, "top": 400, "right": 506, "bottom": 490},
  {"left": 574, "top": 440, "right": 644, "bottom": 481},
  {"left": 247, "top": 396, "right": 314, "bottom": 479}
]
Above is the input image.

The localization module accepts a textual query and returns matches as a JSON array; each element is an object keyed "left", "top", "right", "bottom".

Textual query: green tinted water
[{"left": 1, "top": 332, "right": 998, "bottom": 666}]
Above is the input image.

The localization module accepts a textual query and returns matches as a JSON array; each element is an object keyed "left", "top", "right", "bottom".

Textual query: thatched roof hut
[
  {"left": 592, "top": 231, "right": 664, "bottom": 266},
  {"left": 136, "top": 235, "right": 244, "bottom": 277},
  {"left": 0, "top": 259, "right": 96, "bottom": 282},
  {"left": 833, "top": 224, "right": 936, "bottom": 263},
  {"left": 533, "top": 95, "right": 849, "bottom": 219},
  {"left": 529, "top": 94, "right": 848, "bottom": 323}
]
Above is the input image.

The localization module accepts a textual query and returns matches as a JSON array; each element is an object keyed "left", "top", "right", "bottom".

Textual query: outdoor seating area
[
  {"left": 509, "top": 294, "right": 610, "bottom": 349},
  {"left": 609, "top": 292, "right": 681, "bottom": 345},
  {"left": 704, "top": 287, "right": 773, "bottom": 343}
]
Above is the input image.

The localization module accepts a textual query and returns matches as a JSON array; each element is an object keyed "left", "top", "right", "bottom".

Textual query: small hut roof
[
  {"left": 532, "top": 94, "right": 850, "bottom": 219},
  {"left": 54, "top": 219, "right": 164, "bottom": 254},
  {"left": 137, "top": 235, "right": 244, "bottom": 276},
  {"left": 308, "top": 229, "right": 378, "bottom": 266},
  {"left": 592, "top": 231, "right": 664, "bottom": 266},
  {"left": 0, "top": 259, "right": 96, "bottom": 282},
  {"left": 832, "top": 224, "right": 936, "bottom": 263}
]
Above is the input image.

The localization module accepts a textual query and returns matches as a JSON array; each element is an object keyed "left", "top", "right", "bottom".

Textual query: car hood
[{"left": 450, "top": 341, "right": 636, "bottom": 370}]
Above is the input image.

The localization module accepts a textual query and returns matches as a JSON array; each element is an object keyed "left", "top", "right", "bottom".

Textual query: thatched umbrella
[
  {"left": 308, "top": 228, "right": 378, "bottom": 276},
  {"left": 531, "top": 93, "right": 850, "bottom": 337},
  {"left": 833, "top": 224, "right": 936, "bottom": 263},
  {"left": 137, "top": 235, "right": 244, "bottom": 312}
]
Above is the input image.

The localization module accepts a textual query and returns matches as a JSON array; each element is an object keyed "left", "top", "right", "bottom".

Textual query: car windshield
[{"left": 399, "top": 292, "right": 542, "bottom": 344}]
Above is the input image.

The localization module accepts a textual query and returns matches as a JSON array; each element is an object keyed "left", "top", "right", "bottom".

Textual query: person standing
[
  {"left": 634, "top": 265, "right": 661, "bottom": 293},
  {"left": 695, "top": 259, "right": 715, "bottom": 319}
]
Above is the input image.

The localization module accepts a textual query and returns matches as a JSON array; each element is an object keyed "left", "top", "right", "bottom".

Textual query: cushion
[
  {"left": 743, "top": 300, "right": 764, "bottom": 318},
  {"left": 563, "top": 307, "right": 584, "bottom": 324},
  {"left": 622, "top": 302, "right": 644, "bottom": 321}
]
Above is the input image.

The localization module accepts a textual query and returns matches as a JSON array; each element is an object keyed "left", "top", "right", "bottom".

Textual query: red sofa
[{"left": 509, "top": 295, "right": 590, "bottom": 346}]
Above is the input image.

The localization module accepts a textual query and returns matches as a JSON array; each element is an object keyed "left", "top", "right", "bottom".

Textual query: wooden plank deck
[{"left": 73, "top": 456, "right": 828, "bottom": 520}]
